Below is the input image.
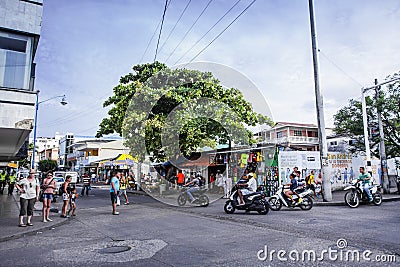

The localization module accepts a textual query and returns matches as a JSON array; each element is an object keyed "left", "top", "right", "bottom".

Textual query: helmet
[{"left": 247, "top": 173, "right": 253, "bottom": 178}]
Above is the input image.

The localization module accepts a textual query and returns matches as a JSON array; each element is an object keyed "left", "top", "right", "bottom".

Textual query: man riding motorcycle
[
  {"left": 237, "top": 173, "right": 257, "bottom": 205},
  {"left": 285, "top": 173, "right": 304, "bottom": 204},
  {"left": 183, "top": 173, "right": 201, "bottom": 203},
  {"left": 358, "top": 166, "right": 373, "bottom": 202}
]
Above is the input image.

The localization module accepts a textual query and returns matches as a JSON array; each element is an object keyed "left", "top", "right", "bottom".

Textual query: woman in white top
[{"left": 15, "top": 171, "right": 40, "bottom": 227}]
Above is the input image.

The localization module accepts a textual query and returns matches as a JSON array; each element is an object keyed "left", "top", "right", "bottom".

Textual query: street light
[{"left": 31, "top": 91, "right": 68, "bottom": 169}]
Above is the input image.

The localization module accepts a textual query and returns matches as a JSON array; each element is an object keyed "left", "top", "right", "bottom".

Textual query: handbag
[{"left": 38, "top": 190, "right": 44, "bottom": 202}]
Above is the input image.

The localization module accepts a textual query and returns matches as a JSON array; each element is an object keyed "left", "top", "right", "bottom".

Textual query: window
[
  {"left": 294, "top": 130, "right": 302, "bottom": 136},
  {"left": 0, "top": 32, "right": 32, "bottom": 89},
  {"left": 276, "top": 132, "right": 282, "bottom": 138},
  {"left": 330, "top": 141, "right": 338, "bottom": 146}
]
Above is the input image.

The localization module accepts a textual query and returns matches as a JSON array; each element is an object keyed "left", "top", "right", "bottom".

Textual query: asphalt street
[{"left": 0, "top": 187, "right": 398, "bottom": 267}]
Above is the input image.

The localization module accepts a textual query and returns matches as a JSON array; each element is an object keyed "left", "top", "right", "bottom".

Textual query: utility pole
[
  {"left": 375, "top": 79, "right": 390, "bottom": 193},
  {"left": 308, "top": 0, "right": 332, "bottom": 201}
]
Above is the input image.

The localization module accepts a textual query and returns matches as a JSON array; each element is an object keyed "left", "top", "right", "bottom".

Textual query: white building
[{"left": 0, "top": 0, "right": 43, "bottom": 164}]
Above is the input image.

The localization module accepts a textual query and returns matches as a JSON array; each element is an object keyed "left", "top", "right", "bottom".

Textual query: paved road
[{"left": 0, "top": 187, "right": 398, "bottom": 267}]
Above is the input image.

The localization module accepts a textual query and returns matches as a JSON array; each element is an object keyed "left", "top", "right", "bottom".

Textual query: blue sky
[{"left": 34, "top": 0, "right": 400, "bottom": 137}]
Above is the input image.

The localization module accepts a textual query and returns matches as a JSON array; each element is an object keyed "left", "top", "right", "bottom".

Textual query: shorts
[
  {"left": 120, "top": 189, "right": 127, "bottom": 195},
  {"left": 110, "top": 192, "right": 118, "bottom": 204},
  {"left": 42, "top": 193, "right": 53, "bottom": 200},
  {"left": 62, "top": 193, "right": 69, "bottom": 201}
]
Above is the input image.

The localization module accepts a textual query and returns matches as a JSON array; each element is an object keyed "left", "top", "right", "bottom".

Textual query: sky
[{"left": 33, "top": 0, "right": 400, "bottom": 138}]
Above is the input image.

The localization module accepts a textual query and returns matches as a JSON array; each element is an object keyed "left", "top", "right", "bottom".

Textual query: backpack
[{"left": 58, "top": 183, "right": 65, "bottom": 196}]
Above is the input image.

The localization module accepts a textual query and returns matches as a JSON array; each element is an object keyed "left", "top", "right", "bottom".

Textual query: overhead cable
[
  {"left": 154, "top": 0, "right": 170, "bottom": 62},
  {"left": 164, "top": 0, "right": 214, "bottom": 64},
  {"left": 173, "top": 0, "right": 241, "bottom": 66},
  {"left": 187, "top": 0, "right": 257, "bottom": 65},
  {"left": 158, "top": 0, "right": 192, "bottom": 55},
  {"left": 139, "top": 0, "right": 173, "bottom": 63}
]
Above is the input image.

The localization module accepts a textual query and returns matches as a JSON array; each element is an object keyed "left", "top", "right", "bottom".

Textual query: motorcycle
[
  {"left": 177, "top": 187, "right": 209, "bottom": 207},
  {"left": 268, "top": 185, "right": 314, "bottom": 211},
  {"left": 344, "top": 179, "right": 382, "bottom": 208},
  {"left": 223, "top": 185, "right": 269, "bottom": 215}
]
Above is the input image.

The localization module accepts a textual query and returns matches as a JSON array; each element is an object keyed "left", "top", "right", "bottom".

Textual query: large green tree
[
  {"left": 97, "top": 62, "right": 272, "bottom": 162},
  {"left": 333, "top": 72, "right": 400, "bottom": 158},
  {"left": 38, "top": 159, "right": 58, "bottom": 173}
]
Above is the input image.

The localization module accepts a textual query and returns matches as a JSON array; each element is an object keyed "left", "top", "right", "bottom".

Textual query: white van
[{"left": 53, "top": 171, "right": 79, "bottom": 184}]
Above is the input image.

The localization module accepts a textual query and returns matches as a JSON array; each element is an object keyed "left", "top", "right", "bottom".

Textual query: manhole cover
[{"left": 98, "top": 246, "right": 131, "bottom": 254}]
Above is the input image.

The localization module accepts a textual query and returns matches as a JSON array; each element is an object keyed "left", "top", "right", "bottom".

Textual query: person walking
[
  {"left": 110, "top": 172, "right": 120, "bottom": 215},
  {"left": 15, "top": 170, "right": 40, "bottom": 227},
  {"left": 68, "top": 187, "right": 78, "bottom": 216},
  {"left": 41, "top": 173, "right": 55, "bottom": 222},
  {"left": 7, "top": 171, "right": 17, "bottom": 195},
  {"left": 0, "top": 169, "right": 7, "bottom": 194},
  {"left": 61, "top": 175, "right": 72, "bottom": 218},
  {"left": 80, "top": 173, "right": 91, "bottom": 197},
  {"left": 119, "top": 173, "right": 129, "bottom": 205}
]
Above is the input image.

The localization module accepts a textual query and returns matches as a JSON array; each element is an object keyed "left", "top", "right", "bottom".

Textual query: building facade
[
  {"left": 257, "top": 122, "right": 320, "bottom": 151},
  {"left": 0, "top": 0, "right": 43, "bottom": 164}
]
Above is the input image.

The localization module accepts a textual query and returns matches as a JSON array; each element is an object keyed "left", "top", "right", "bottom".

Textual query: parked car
[{"left": 53, "top": 176, "right": 65, "bottom": 196}]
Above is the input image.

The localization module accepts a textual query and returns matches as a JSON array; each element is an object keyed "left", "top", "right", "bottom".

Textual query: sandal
[
  {"left": 27, "top": 223, "right": 33, "bottom": 226},
  {"left": 18, "top": 224, "right": 27, "bottom": 227}
]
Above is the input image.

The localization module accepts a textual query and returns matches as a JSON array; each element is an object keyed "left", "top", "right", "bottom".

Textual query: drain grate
[{"left": 98, "top": 246, "right": 131, "bottom": 254}]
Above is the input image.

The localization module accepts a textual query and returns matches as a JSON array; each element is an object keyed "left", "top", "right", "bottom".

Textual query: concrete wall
[{"left": 0, "top": 0, "right": 43, "bottom": 35}]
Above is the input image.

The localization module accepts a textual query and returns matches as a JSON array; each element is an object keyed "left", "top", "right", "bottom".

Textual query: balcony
[{"left": 265, "top": 136, "right": 319, "bottom": 145}]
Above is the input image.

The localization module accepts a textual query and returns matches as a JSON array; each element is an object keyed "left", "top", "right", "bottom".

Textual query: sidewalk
[{"left": 0, "top": 192, "right": 67, "bottom": 242}]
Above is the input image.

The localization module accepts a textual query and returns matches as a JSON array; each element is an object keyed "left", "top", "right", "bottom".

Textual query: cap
[{"left": 247, "top": 173, "right": 253, "bottom": 178}]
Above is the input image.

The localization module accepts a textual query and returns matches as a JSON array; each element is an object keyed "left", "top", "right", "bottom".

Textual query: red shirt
[{"left": 177, "top": 173, "right": 185, "bottom": 184}]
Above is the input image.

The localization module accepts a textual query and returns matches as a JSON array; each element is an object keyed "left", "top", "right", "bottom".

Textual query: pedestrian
[
  {"left": 177, "top": 170, "right": 185, "bottom": 187},
  {"left": 15, "top": 170, "right": 40, "bottom": 227},
  {"left": 60, "top": 175, "right": 72, "bottom": 218},
  {"left": 41, "top": 173, "right": 56, "bottom": 222},
  {"left": 68, "top": 187, "right": 78, "bottom": 216},
  {"left": 216, "top": 170, "right": 225, "bottom": 195},
  {"left": 226, "top": 175, "right": 233, "bottom": 198},
  {"left": 306, "top": 170, "right": 316, "bottom": 197},
  {"left": 91, "top": 173, "right": 97, "bottom": 183},
  {"left": 0, "top": 169, "right": 7, "bottom": 194},
  {"left": 7, "top": 171, "right": 16, "bottom": 195},
  {"left": 343, "top": 168, "right": 348, "bottom": 184},
  {"left": 110, "top": 172, "right": 120, "bottom": 215},
  {"left": 119, "top": 173, "right": 129, "bottom": 205},
  {"left": 81, "top": 173, "right": 90, "bottom": 196},
  {"left": 349, "top": 167, "right": 354, "bottom": 181}
]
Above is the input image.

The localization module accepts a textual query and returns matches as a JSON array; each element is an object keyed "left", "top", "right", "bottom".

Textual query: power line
[
  {"left": 139, "top": 0, "right": 173, "bottom": 63},
  {"left": 173, "top": 0, "right": 241, "bottom": 66},
  {"left": 164, "top": 0, "right": 214, "bottom": 64},
  {"left": 187, "top": 0, "right": 257, "bottom": 64},
  {"left": 318, "top": 49, "right": 363, "bottom": 87},
  {"left": 158, "top": 0, "right": 192, "bottom": 55},
  {"left": 154, "top": 0, "right": 170, "bottom": 62}
]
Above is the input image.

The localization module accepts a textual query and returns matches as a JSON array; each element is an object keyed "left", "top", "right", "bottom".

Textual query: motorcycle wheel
[
  {"left": 199, "top": 195, "right": 209, "bottom": 207},
  {"left": 372, "top": 192, "right": 382, "bottom": 206},
  {"left": 299, "top": 196, "right": 313, "bottom": 210},
  {"left": 257, "top": 201, "right": 270, "bottom": 215},
  {"left": 177, "top": 194, "right": 187, "bottom": 206},
  {"left": 268, "top": 197, "right": 282, "bottom": 211},
  {"left": 344, "top": 191, "right": 359, "bottom": 208},
  {"left": 224, "top": 201, "right": 235, "bottom": 214}
]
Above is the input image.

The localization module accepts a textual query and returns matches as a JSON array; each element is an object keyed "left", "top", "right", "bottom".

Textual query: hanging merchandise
[{"left": 241, "top": 154, "right": 249, "bottom": 165}]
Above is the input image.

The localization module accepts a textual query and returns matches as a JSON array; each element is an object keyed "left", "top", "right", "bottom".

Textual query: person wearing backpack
[
  {"left": 110, "top": 171, "right": 120, "bottom": 215},
  {"left": 60, "top": 175, "right": 72, "bottom": 218}
]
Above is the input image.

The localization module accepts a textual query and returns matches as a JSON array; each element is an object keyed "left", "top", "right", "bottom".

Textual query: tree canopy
[
  {"left": 97, "top": 62, "right": 272, "bottom": 162},
  {"left": 38, "top": 159, "right": 58, "bottom": 173},
  {"left": 333, "top": 72, "right": 400, "bottom": 158}
]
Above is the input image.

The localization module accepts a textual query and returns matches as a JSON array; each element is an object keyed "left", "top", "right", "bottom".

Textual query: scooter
[
  {"left": 177, "top": 187, "right": 209, "bottom": 207},
  {"left": 268, "top": 185, "right": 313, "bottom": 211},
  {"left": 223, "top": 185, "right": 269, "bottom": 215},
  {"left": 344, "top": 179, "right": 382, "bottom": 208}
]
